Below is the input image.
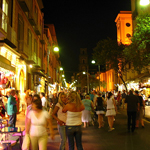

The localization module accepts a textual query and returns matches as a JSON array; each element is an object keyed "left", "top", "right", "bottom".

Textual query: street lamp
[
  {"left": 140, "top": 0, "right": 149, "bottom": 6},
  {"left": 82, "top": 69, "right": 89, "bottom": 94},
  {"left": 60, "top": 67, "right": 63, "bottom": 71},
  {"left": 91, "top": 60, "right": 100, "bottom": 92},
  {"left": 54, "top": 47, "right": 59, "bottom": 52}
]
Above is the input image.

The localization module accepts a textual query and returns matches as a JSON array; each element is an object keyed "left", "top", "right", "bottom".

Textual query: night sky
[{"left": 42, "top": 0, "right": 131, "bottom": 82}]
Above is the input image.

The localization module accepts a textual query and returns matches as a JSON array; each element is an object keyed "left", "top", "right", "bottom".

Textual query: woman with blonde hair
[
  {"left": 52, "top": 92, "right": 67, "bottom": 150},
  {"left": 62, "top": 91, "right": 85, "bottom": 150}
]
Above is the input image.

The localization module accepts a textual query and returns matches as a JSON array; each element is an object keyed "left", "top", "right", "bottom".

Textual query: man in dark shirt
[
  {"left": 122, "top": 90, "right": 127, "bottom": 109},
  {"left": 125, "top": 90, "right": 140, "bottom": 132}
]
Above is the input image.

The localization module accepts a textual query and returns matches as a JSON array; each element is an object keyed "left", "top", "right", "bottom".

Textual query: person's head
[
  {"left": 97, "top": 92, "right": 102, "bottom": 97},
  {"left": 26, "top": 94, "right": 33, "bottom": 105},
  {"left": 32, "top": 94, "right": 42, "bottom": 110},
  {"left": 40, "top": 92, "right": 45, "bottom": 98},
  {"left": 33, "top": 94, "right": 40, "bottom": 101},
  {"left": 134, "top": 90, "right": 139, "bottom": 96},
  {"left": 85, "top": 95, "right": 90, "bottom": 99},
  {"left": 107, "top": 92, "right": 113, "bottom": 99},
  {"left": 67, "top": 91, "right": 82, "bottom": 109},
  {"left": 10, "top": 90, "right": 16, "bottom": 96},
  {"left": 58, "top": 92, "right": 66, "bottom": 107},
  {"left": 129, "top": 90, "right": 133, "bottom": 95}
]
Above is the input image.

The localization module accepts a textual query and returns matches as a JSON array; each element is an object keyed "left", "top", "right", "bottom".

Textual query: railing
[
  {"left": 18, "top": 40, "right": 29, "bottom": 56},
  {"left": 0, "top": 8, "right": 9, "bottom": 33},
  {"left": 28, "top": 51, "right": 37, "bottom": 63},
  {"left": 28, "top": 10, "right": 36, "bottom": 26},
  {"left": 34, "top": 24, "right": 42, "bottom": 35},
  {"left": 37, "top": 57, "right": 41, "bottom": 67}
]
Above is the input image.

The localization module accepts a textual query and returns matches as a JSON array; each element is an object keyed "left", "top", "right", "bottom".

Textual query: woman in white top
[
  {"left": 105, "top": 92, "right": 117, "bottom": 131},
  {"left": 62, "top": 91, "right": 85, "bottom": 150},
  {"left": 25, "top": 94, "right": 54, "bottom": 150},
  {"left": 52, "top": 92, "right": 67, "bottom": 150}
]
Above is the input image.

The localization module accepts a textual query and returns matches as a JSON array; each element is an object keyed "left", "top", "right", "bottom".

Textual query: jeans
[
  {"left": 9, "top": 113, "right": 16, "bottom": 127},
  {"left": 66, "top": 125, "right": 83, "bottom": 150},
  {"left": 127, "top": 111, "right": 136, "bottom": 132},
  {"left": 58, "top": 124, "right": 67, "bottom": 150}
]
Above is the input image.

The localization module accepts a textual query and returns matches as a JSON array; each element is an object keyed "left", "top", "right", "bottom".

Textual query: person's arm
[
  {"left": 47, "top": 118, "right": 55, "bottom": 140},
  {"left": 80, "top": 103, "right": 85, "bottom": 111},
  {"left": 112, "top": 98, "right": 117, "bottom": 112},
  {"left": 62, "top": 104, "right": 69, "bottom": 113},
  {"left": 91, "top": 101, "right": 94, "bottom": 111},
  {"left": 52, "top": 106, "right": 65, "bottom": 125},
  {"left": 25, "top": 117, "right": 31, "bottom": 134}
]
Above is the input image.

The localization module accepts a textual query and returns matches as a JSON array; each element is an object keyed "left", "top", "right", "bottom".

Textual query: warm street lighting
[
  {"left": 91, "top": 60, "right": 96, "bottom": 64},
  {"left": 60, "top": 67, "right": 63, "bottom": 71},
  {"left": 140, "top": 0, "right": 150, "bottom": 6},
  {"left": 54, "top": 47, "right": 59, "bottom": 52},
  {"left": 91, "top": 60, "right": 101, "bottom": 91},
  {"left": 62, "top": 74, "right": 65, "bottom": 77},
  {"left": 29, "top": 64, "right": 32, "bottom": 68},
  {"left": 83, "top": 71, "right": 86, "bottom": 74}
]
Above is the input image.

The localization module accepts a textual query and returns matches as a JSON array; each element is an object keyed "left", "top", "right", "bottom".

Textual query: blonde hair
[
  {"left": 58, "top": 92, "right": 66, "bottom": 107},
  {"left": 68, "top": 91, "right": 82, "bottom": 110}
]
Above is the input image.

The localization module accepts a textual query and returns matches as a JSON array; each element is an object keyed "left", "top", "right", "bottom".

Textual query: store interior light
[
  {"left": 62, "top": 74, "right": 65, "bottom": 77},
  {"left": 140, "top": 0, "right": 150, "bottom": 6}
]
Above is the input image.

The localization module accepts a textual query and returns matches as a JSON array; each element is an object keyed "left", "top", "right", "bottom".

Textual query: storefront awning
[
  {"left": 0, "top": 55, "right": 15, "bottom": 72},
  {"left": 32, "top": 70, "right": 47, "bottom": 78}
]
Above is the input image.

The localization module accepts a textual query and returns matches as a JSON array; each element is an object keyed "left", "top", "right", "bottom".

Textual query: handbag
[{"left": 22, "top": 134, "right": 30, "bottom": 150}]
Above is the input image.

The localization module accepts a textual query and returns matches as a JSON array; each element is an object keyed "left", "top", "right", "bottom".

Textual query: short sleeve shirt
[
  {"left": 28, "top": 110, "right": 50, "bottom": 136},
  {"left": 56, "top": 103, "right": 67, "bottom": 123}
]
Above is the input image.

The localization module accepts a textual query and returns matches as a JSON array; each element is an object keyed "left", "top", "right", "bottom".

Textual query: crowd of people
[{"left": 0, "top": 88, "right": 146, "bottom": 150}]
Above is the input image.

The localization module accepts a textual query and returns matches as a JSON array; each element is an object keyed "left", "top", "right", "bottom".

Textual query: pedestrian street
[{"left": 11, "top": 109, "right": 150, "bottom": 150}]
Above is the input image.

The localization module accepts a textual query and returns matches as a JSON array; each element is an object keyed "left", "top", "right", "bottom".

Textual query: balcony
[
  {"left": 34, "top": 57, "right": 41, "bottom": 68},
  {"left": 34, "top": 24, "right": 42, "bottom": 35},
  {"left": 0, "top": 8, "right": 8, "bottom": 40},
  {"left": 26, "top": 51, "right": 37, "bottom": 64},
  {"left": 28, "top": 10, "right": 36, "bottom": 26},
  {"left": 18, "top": 40, "right": 29, "bottom": 58},
  {"left": 18, "top": 0, "right": 30, "bottom": 12},
  {"left": 40, "top": 34, "right": 47, "bottom": 44}
]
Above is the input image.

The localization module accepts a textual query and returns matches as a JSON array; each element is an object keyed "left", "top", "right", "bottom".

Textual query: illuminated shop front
[{"left": 0, "top": 43, "right": 27, "bottom": 112}]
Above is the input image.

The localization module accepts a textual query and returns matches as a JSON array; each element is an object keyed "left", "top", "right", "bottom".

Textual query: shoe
[
  {"left": 108, "top": 128, "right": 115, "bottom": 132},
  {"left": 142, "top": 126, "right": 145, "bottom": 128}
]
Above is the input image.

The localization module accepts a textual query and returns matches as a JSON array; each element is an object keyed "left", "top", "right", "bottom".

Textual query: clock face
[{"left": 126, "top": 23, "right": 131, "bottom": 27}]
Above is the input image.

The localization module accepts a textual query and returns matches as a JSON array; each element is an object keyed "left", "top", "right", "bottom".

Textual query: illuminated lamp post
[
  {"left": 91, "top": 60, "right": 100, "bottom": 92},
  {"left": 54, "top": 47, "right": 59, "bottom": 52},
  {"left": 140, "top": 0, "right": 149, "bottom": 6},
  {"left": 82, "top": 70, "right": 89, "bottom": 94}
]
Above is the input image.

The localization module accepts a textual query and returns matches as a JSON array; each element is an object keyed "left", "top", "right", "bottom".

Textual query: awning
[
  {"left": 32, "top": 69, "right": 47, "bottom": 78},
  {"left": 0, "top": 55, "right": 15, "bottom": 72}
]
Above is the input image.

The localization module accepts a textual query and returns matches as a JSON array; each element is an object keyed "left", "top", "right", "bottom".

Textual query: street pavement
[{"left": 11, "top": 108, "right": 150, "bottom": 150}]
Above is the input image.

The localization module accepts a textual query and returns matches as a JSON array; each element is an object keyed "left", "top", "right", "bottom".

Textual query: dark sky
[{"left": 42, "top": 0, "right": 131, "bottom": 82}]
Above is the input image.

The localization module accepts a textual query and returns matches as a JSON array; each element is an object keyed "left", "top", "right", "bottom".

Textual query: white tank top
[
  {"left": 107, "top": 97, "right": 115, "bottom": 109},
  {"left": 66, "top": 111, "right": 82, "bottom": 126}
]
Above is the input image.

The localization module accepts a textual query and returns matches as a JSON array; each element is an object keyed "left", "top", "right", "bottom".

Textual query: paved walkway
[{"left": 7, "top": 108, "right": 150, "bottom": 150}]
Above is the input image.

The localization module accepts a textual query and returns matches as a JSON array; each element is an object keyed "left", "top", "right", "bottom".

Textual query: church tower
[
  {"left": 115, "top": 11, "right": 132, "bottom": 45},
  {"left": 79, "top": 48, "right": 88, "bottom": 72}
]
